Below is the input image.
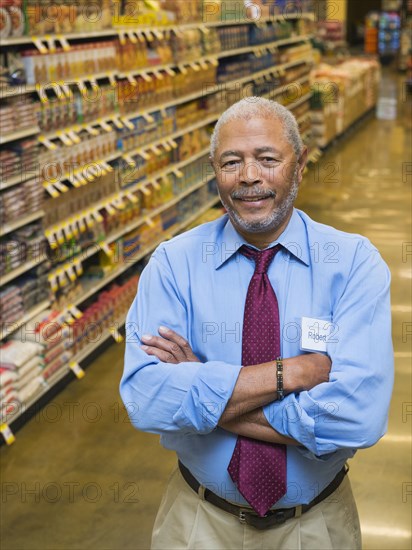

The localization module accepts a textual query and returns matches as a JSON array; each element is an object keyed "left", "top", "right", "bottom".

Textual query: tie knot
[{"left": 240, "top": 244, "right": 281, "bottom": 274}]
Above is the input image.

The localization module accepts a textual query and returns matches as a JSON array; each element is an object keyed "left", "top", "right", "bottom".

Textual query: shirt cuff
[
  {"left": 263, "top": 395, "right": 324, "bottom": 457},
  {"left": 173, "top": 361, "right": 242, "bottom": 434}
]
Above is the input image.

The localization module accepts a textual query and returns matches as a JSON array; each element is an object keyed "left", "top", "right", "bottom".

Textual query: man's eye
[
  {"left": 259, "top": 157, "right": 279, "bottom": 163},
  {"left": 221, "top": 160, "right": 240, "bottom": 169}
]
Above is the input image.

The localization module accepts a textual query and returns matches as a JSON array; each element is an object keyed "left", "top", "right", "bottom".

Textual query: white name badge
[{"left": 300, "top": 317, "right": 336, "bottom": 353}]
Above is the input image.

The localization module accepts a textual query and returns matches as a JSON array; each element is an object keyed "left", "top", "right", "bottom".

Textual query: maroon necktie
[{"left": 227, "top": 244, "right": 287, "bottom": 517}]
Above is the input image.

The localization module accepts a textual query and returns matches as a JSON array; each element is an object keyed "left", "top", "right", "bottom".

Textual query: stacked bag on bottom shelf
[
  {"left": 10, "top": 310, "right": 73, "bottom": 382},
  {"left": 0, "top": 340, "right": 43, "bottom": 420}
]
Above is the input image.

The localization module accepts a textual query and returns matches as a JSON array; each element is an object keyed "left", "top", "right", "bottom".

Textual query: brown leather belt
[{"left": 178, "top": 460, "right": 348, "bottom": 530}]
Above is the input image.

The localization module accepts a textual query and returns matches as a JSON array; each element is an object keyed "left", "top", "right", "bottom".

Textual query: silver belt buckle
[{"left": 239, "top": 510, "right": 247, "bottom": 524}]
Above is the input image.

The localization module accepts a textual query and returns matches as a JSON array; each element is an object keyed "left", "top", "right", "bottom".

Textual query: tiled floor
[{"left": 1, "top": 70, "right": 411, "bottom": 549}]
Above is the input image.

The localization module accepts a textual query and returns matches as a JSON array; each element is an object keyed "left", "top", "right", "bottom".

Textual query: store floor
[{"left": 1, "top": 76, "right": 411, "bottom": 550}]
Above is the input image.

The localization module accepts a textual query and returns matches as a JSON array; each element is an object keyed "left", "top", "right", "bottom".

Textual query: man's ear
[
  {"left": 297, "top": 147, "right": 308, "bottom": 182},
  {"left": 209, "top": 155, "right": 217, "bottom": 173}
]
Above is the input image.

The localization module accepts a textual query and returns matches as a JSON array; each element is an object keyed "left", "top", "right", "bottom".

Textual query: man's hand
[{"left": 140, "top": 326, "right": 200, "bottom": 364}]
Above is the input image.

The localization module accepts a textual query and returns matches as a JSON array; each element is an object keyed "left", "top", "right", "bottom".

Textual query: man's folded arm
[
  {"left": 120, "top": 246, "right": 243, "bottom": 436},
  {"left": 262, "top": 244, "right": 394, "bottom": 458}
]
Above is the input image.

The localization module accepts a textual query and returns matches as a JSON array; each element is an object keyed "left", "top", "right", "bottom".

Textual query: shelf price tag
[
  {"left": 57, "top": 35, "right": 71, "bottom": 52},
  {"left": 67, "top": 130, "right": 81, "bottom": 144},
  {"left": 54, "top": 181, "right": 69, "bottom": 193},
  {"left": 141, "top": 72, "right": 152, "bottom": 83},
  {"left": 120, "top": 118, "right": 135, "bottom": 130},
  {"left": 63, "top": 224, "right": 73, "bottom": 241},
  {"left": 140, "top": 185, "right": 151, "bottom": 196},
  {"left": 38, "top": 135, "right": 57, "bottom": 150},
  {"left": 150, "top": 144, "right": 161, "bottom": 155},
  {"left": 111, "top": 117, "right": 124, "bottom": 129},
  {"left": 143, "top": 30, "right": 154, "bottom": 42},
  {"left": 110, "top": 327, "right": 124, "bottom": 343},
  {"left": 153, "top": 70, "right": 164, "bottom": 80},
  {"left": 43, "top": 182, "right": 60, "bottom": 198},
  {"left": 48, "top": 272, "right": 58, "bottom": 293},
  {"left": 0, "top": 423, "right": 15, "bottom": 446},
  {"left": 69, "top": 304, "right": 83, "bottom": 320},
  {"left": 105, "top": 203, "right": 117, "bottom": 216},
  {"left": 69, "top": 217, "right": 79, "bottom": 238},
  {"left": 126, "top": 192, "right": 138, "bottom": 204},
  {"left": 76, "top": 79, "right": 89, "bottom": 99},
  {"left": 119, "top": 30, "right": 127, "bottom": 45},
  {"left": 98, "top": 119, "right": 112, "bottom": 132},
  {"left": 144, "top": 216, "right": 155, "bottom": 228},
  {"left": 85, "top": 125, "right": 100, "bottom": 136},
  {"left": 74, "top": 259, "right": 84, "bottom": 276},
  {"left": 56, "top": 131, "right": 73, "bottom": 146},
  {"left": 65, "top": 264, "right": 77, "bottom": 283},
  {"left": 92, "top": 210, "right": 104, "bottom": 223},
  {"left": 152, "top": 180, "right": 161, "bottom": 191},
  {"left": 45, "top": 229, "right": 58, "bottom": 250},
  {"left": 142, "top": 112, "right": 155, "bottom": 124},
  {"left": 55, "top": 227, "right": 65, "bottom": 245},
  {"left": 123, "top": 154, "right": 136, "bottom": 167},
  {"left": 59, "top": 81, "right": 73, "bottom": 99},
  {"left": 168, "top": 139, "right": 178, "bottom": 149},
  {"left": 45, "top": 35, "right": 56, "bottom": 53},
  {"left": 178, "top": 64, "right": 188, "bottom": 75},
  {"left": 173, "top": 168, "right": 184, "bottom": 178},
  {"left": 164, "top": 67, "right": 176, "bottom": 77},
  {"left": 127, "top": 31, "right": 138, "bottom": 44},
  {"left": 32, "top": 37, "right": 48, "bottom": 54},
  {"left": 69, "top": 361, "right": 85, "bottom": 379},
  {"left": 85, "top": 212, "right": 95, "bottom": 228},
  {"left": 139, "top": 149, "right": 150, "bottom": 160},
  {"left": 57, "top": 268, "right": 67, "bottom": 288},
  {"left": 101, "top": 161, "right": 114, "bottom": 172},
  {"left": 100, "top": 241, "right": 114, "bottom": 258}
]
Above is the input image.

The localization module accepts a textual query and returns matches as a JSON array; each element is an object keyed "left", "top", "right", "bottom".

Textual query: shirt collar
[{"left": 214, "top": 209, "right": 310, "bottom": 269}]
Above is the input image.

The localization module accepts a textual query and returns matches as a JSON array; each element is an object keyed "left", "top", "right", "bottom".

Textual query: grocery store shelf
[
  {"left": 0, "top": 29, "right": 117, "bottom": 47},
  {"left": 0, "top": 84, "right": 36, "bottom": 99},
  {"left": 0, "top": 210, "right": 45, "bottom": 238},
  {"left": 0, "top": 299, "right": 50, "bottom": 341},
  {"left": 2, "top": 194, "right": 221, "bottom": 427},
  {"left": 0, "top": 126, "right": 39, "bottom": 145},
  {"left": 0, "top": 13, "right": 315, "bottom": 50},
  {"left": 72, "top": 171, "right": 215, "bottom": 267},
  {"left": 124, "top": 56, "right": 314, "bottom": 124},
  {"left": 286, "top": 91, "right": 312, "bottom": 111},
  {"left": 0, "top": 171, "right": 37, "bottom": 190},
  {"left": 217, "top": 34, "right": 313, "bottom": 60},
  {"left": 41, "top": 112, "right": 120, "bottom": 142},
  {"left": 1, "top": 257, "right": 45, "bottom": 287}
]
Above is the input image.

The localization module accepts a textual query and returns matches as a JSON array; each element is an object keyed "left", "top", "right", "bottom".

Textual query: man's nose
[{"left": 240, "top": 161, "right": 262, "bottom": 184}]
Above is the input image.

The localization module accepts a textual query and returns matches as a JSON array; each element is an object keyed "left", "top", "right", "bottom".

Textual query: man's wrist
[{"left": 275, "top": 357, "right": 284, "bottom": 400}]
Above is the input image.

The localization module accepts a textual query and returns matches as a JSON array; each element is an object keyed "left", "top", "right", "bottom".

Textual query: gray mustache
[{"left": 231, "top": 188, "right": 276, "bottom": 199}]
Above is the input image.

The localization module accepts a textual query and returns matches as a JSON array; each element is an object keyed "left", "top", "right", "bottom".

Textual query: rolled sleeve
[
  {"left": 173, "top": 360, "right": 242, "bottom": 432},
  {"left": 120, "top": 245, "right": 242, "bottom": 435},
  {"left": 264, "top": 241, "right": 393, "bottom": 456}
]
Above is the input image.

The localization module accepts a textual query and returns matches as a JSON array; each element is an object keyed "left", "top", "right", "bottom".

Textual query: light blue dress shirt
[{"left": 121, "top": 208, "right": 393, "bottom": 508}]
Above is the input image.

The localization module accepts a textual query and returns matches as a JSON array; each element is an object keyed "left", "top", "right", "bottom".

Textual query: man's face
[{"left": 212, "top": 116, "right": 307, "bottom": 243}]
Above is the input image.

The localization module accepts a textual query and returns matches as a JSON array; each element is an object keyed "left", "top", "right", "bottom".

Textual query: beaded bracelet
[{"left": 276, "top": 357, "right": 284, "bottom": 400}]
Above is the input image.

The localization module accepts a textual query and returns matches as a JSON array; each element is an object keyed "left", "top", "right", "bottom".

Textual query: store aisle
[{"left": 1, "top": 81, "right": 411, "bottom": 550}]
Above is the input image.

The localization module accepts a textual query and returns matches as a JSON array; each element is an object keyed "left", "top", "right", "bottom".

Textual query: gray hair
[{"left": 210, "top": 97, "right": 304, "bottom": 159}]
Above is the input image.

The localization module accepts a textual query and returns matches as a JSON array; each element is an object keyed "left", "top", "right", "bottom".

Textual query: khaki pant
[{"left": 151, "top": 466, "right": 362, "bottom": 550}]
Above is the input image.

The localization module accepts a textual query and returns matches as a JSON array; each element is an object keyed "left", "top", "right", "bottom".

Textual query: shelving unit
[{"left": 0, "top": 3, "right": 317, "bottom": 437}]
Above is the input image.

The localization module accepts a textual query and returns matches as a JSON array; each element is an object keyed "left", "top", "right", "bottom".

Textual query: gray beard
[{"left": 219, "top": 173, "right": 299, "bottom": 234}]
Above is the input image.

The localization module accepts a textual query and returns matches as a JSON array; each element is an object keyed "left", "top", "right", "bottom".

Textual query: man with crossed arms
[{"left": 121, "top": 98, "right": 393, "bottom": 549}]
